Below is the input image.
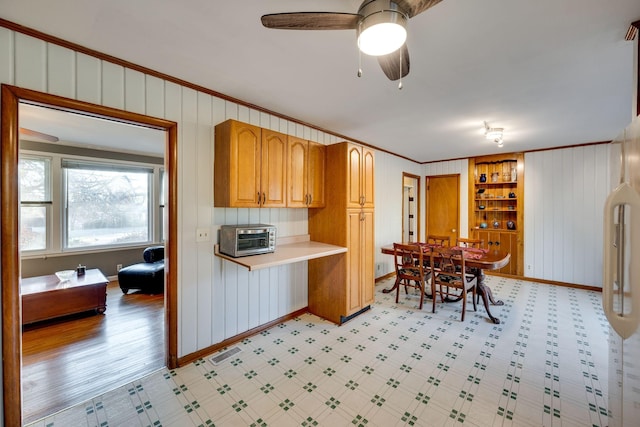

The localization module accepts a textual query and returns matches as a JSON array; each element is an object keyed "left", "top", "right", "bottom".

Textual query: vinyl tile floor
[{"left": 26, "top": 275, "right": 610, "bottom": 426}]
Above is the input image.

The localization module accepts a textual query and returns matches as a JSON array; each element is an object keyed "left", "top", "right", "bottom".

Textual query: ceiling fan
[{"left": 261, "top": 0, "right": 443, "bottom": 82}]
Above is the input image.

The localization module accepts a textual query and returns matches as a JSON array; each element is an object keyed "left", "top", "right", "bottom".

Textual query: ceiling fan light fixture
[{"left": 357, "top": 10, "right": 407, "bottom": 56}]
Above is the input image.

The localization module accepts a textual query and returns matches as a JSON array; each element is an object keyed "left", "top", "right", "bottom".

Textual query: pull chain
[
  {"left": 398, "top": 47, "right": 403, "bottom": 90},
  {"left": 357, "top": 22, "right": 363, "bottom": 78}
]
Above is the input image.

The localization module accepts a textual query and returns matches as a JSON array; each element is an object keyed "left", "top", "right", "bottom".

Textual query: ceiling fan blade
[
  {"left": 395, "top": 0, "right": 444, "bottom": 18},
  {"left": 261, "top": 12, "right": 360, "bottom": 30},
  {"left": 19, "top": 127, "right": 59, "bottom": 142},
  {"left": 377, "top": 44, "right": 410, "bottom": 81}
]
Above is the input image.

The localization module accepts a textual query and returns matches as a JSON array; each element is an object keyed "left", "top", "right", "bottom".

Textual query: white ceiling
[{"left": 3, "top": 0, "right": 640, "bottom": 162}]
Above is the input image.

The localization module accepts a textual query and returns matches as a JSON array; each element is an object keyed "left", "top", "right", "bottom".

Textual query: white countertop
[{"left": 214, "top": 235, "right": 347, "bottom": 271}]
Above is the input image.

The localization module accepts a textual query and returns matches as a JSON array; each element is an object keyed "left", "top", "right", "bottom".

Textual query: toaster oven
[{"left": 219, "top": 224, "right": 276, "bottom": 257}]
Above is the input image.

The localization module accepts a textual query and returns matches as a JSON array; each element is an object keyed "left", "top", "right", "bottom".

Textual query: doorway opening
[
  {"left": 402, "top": 173, "right": 421, "bottom": 242},
  {"left": 1, "top": 84, "right": 178, "bottom": 426}
]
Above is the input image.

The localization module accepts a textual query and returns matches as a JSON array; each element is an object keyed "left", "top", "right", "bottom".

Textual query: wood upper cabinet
[
  {"left": 346, "top": 144, "right": 375, "bottom": 209},
  {"left": 261, "top": 129, "right": 287, "bottom": 207},
  {"left": 214, "top": 119, "right": 286, "bottom": 208},
  {"left": 307, "top": 141, "right": 326, "bottom": 208},
  {"left": 287, "top": 136, "right": 326, "bottom": 208}
]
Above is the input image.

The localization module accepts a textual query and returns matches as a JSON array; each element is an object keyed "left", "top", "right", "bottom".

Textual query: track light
[{"left": 484, "top": 121, "right": 504, "bottom": 146}]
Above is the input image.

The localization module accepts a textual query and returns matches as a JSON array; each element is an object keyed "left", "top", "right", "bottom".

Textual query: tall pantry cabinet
[{"left": 309, "top": 142, "right": 375, "bottom": 324}]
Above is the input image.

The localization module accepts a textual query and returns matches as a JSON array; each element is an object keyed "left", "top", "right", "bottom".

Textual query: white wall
[{"left": 374, "top": 151, "right": 423, "bottom": 277}]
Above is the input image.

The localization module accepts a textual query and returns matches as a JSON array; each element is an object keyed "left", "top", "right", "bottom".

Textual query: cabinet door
[
  {"left": 474, "top": 230, "right": 518, "bottom": 274},
  {"left": 362, "top": 147, "right": 375, "bottom": 208},
  {"left": 496, "top": 232, "right": 518, "bottom": 275},
  {"left": 307, "top": 141, "right": 326, "bottom": 207},
  {"left": 347, "top": 144, "right": 363, "bottom": 208},
  {"left": 287, "top": 136, "right": 308, "bottom": 207},
  {"left": 261, "top": 129, "right": 287, "bottom": 207},
  {"left": 347, "top": 210, "right": 363, "bottom": 314},
  {"left": 230, "top": 122, "right": 262, "bottom": 207},
  {"left": 361, "top": 209, "right": 375, "bottom": 307}
]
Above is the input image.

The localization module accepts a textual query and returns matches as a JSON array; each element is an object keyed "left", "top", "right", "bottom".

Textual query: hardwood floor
[{"left": 21, "top": 281, "right": 165, "bottom": 424}]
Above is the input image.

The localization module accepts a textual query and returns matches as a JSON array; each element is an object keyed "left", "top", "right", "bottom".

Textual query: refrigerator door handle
[{"left": 603, "top": 182, "right": 640, "bottom": 340}]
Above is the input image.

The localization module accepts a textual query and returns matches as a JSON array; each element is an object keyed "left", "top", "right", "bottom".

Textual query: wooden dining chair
[
  {"left": 426, "top": 234, "right": 450, "bottom": 247},
  {"left": 456, "top": 237, "right": 484, "bottom": 249},
  {"left": 429, "top": 246, "right": 477, "bottom": 321},
  {"left": 392, "top": 243, "right": 435, "bottom": 312}
]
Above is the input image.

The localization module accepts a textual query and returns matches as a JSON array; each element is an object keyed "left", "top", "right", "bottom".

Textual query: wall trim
[
  {"left": 487, "top": 272, "right": 602, "bottom": 293},
  {"left": 1, "top": 84, "right": 180, "bottom": 426}
]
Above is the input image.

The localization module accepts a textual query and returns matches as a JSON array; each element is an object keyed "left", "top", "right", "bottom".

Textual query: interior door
[{"left": 426, "top": 174, "right": 460, "bottom": 245}]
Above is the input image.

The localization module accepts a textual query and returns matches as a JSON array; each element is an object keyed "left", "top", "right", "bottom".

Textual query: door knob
[{"left": 452, "top": 229, "right": 456, "bottom": 232}]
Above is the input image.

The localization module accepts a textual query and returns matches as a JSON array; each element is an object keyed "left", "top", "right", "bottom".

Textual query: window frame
[
  {"left": 18, "top": 149, "right": 164, "bottom": 257},
  {"left": 18, "top": 154, "right": 52, "bottom": 254}
]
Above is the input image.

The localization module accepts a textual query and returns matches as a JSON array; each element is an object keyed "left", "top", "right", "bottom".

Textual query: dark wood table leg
[{"left": 475, "top": 269, "right": 502, "bottom": 324}]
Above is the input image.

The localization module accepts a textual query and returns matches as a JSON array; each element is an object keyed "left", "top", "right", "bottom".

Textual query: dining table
[{"left": 380, "top": 243, "right": 511, "bottom": 324}]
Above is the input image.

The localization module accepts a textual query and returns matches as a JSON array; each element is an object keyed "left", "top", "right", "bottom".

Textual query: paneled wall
[
  {"left": 0, "top": 28, "right": 344, "bottom": 359},
  {"left": 0, "top": 28, "right": 422, "bottom": 364},
  {"left": 524, "top": 145, "right": 610, "bottom": 287}
]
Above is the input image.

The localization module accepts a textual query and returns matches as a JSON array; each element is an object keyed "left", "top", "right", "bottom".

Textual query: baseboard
[{"left": 487, "top": 272, "right": 602, "bottom": 292}]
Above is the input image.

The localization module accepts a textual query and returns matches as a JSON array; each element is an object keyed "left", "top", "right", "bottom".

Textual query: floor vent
[{"left": 209, "top": 347, "right": 242, "bottom": 365}]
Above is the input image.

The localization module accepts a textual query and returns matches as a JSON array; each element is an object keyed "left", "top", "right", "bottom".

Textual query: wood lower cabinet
[
  {"left": 474, "top": 230, "right": 519, "bottom": 275},
  {"left": 214, "top": 119, "right": 287, "bottom": 207},
  {"left": 287, "top": 136, "right": 326, "bottom": 208},
  {"left": 347, "top": 209, "right": 375, "bottom": 313},
  {"left": 309, "top": 142, "right": 375, "bottom": 324}
]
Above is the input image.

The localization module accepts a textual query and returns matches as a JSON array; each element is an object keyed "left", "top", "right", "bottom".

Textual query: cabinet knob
[{"left": 309, "top": 194, "right": 312, "bottom": 205}]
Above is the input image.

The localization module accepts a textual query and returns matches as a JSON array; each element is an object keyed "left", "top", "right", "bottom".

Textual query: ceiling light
[
  {"left": 357, "top": 6, "right": 407, "bottom": 56},
  {"left": 484, "top": 121, "right": 504, "bottom": 145}
]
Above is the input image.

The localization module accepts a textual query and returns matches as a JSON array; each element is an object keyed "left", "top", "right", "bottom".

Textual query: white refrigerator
[{"left": 603, "top": 114, "right": 640, "bottom": 427}]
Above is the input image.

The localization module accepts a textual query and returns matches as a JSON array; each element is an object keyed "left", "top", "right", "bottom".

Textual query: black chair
[{"left": 117, "top": 246, "right": 165, "bottom": 294}]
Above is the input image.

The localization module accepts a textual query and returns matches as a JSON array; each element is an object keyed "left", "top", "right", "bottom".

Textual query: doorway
[
  {"left": 1, "top": 84, "right": 179, "bottom": 426},
  {"left": 402, "top": 173, "right": 421, "bottom": 242},
  {"left": 425, "top": 174, "right": 460, "bottom": 245}
]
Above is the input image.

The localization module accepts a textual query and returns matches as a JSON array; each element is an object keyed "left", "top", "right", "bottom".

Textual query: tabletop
[{"left": 380, "top": 244, "right": 511, "bottom": 271}]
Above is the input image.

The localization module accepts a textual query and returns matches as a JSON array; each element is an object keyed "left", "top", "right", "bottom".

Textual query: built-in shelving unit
[{"left": 469, "top": 153, "right": 524, "bottom": 276}]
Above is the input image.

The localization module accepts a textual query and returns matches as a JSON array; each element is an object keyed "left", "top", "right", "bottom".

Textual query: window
[
  {"left": 19, "top": 156, "right": 51, "bottom": 251},
  {"left": 62, "top": 160, "right": 153, "bottom": 249}
]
